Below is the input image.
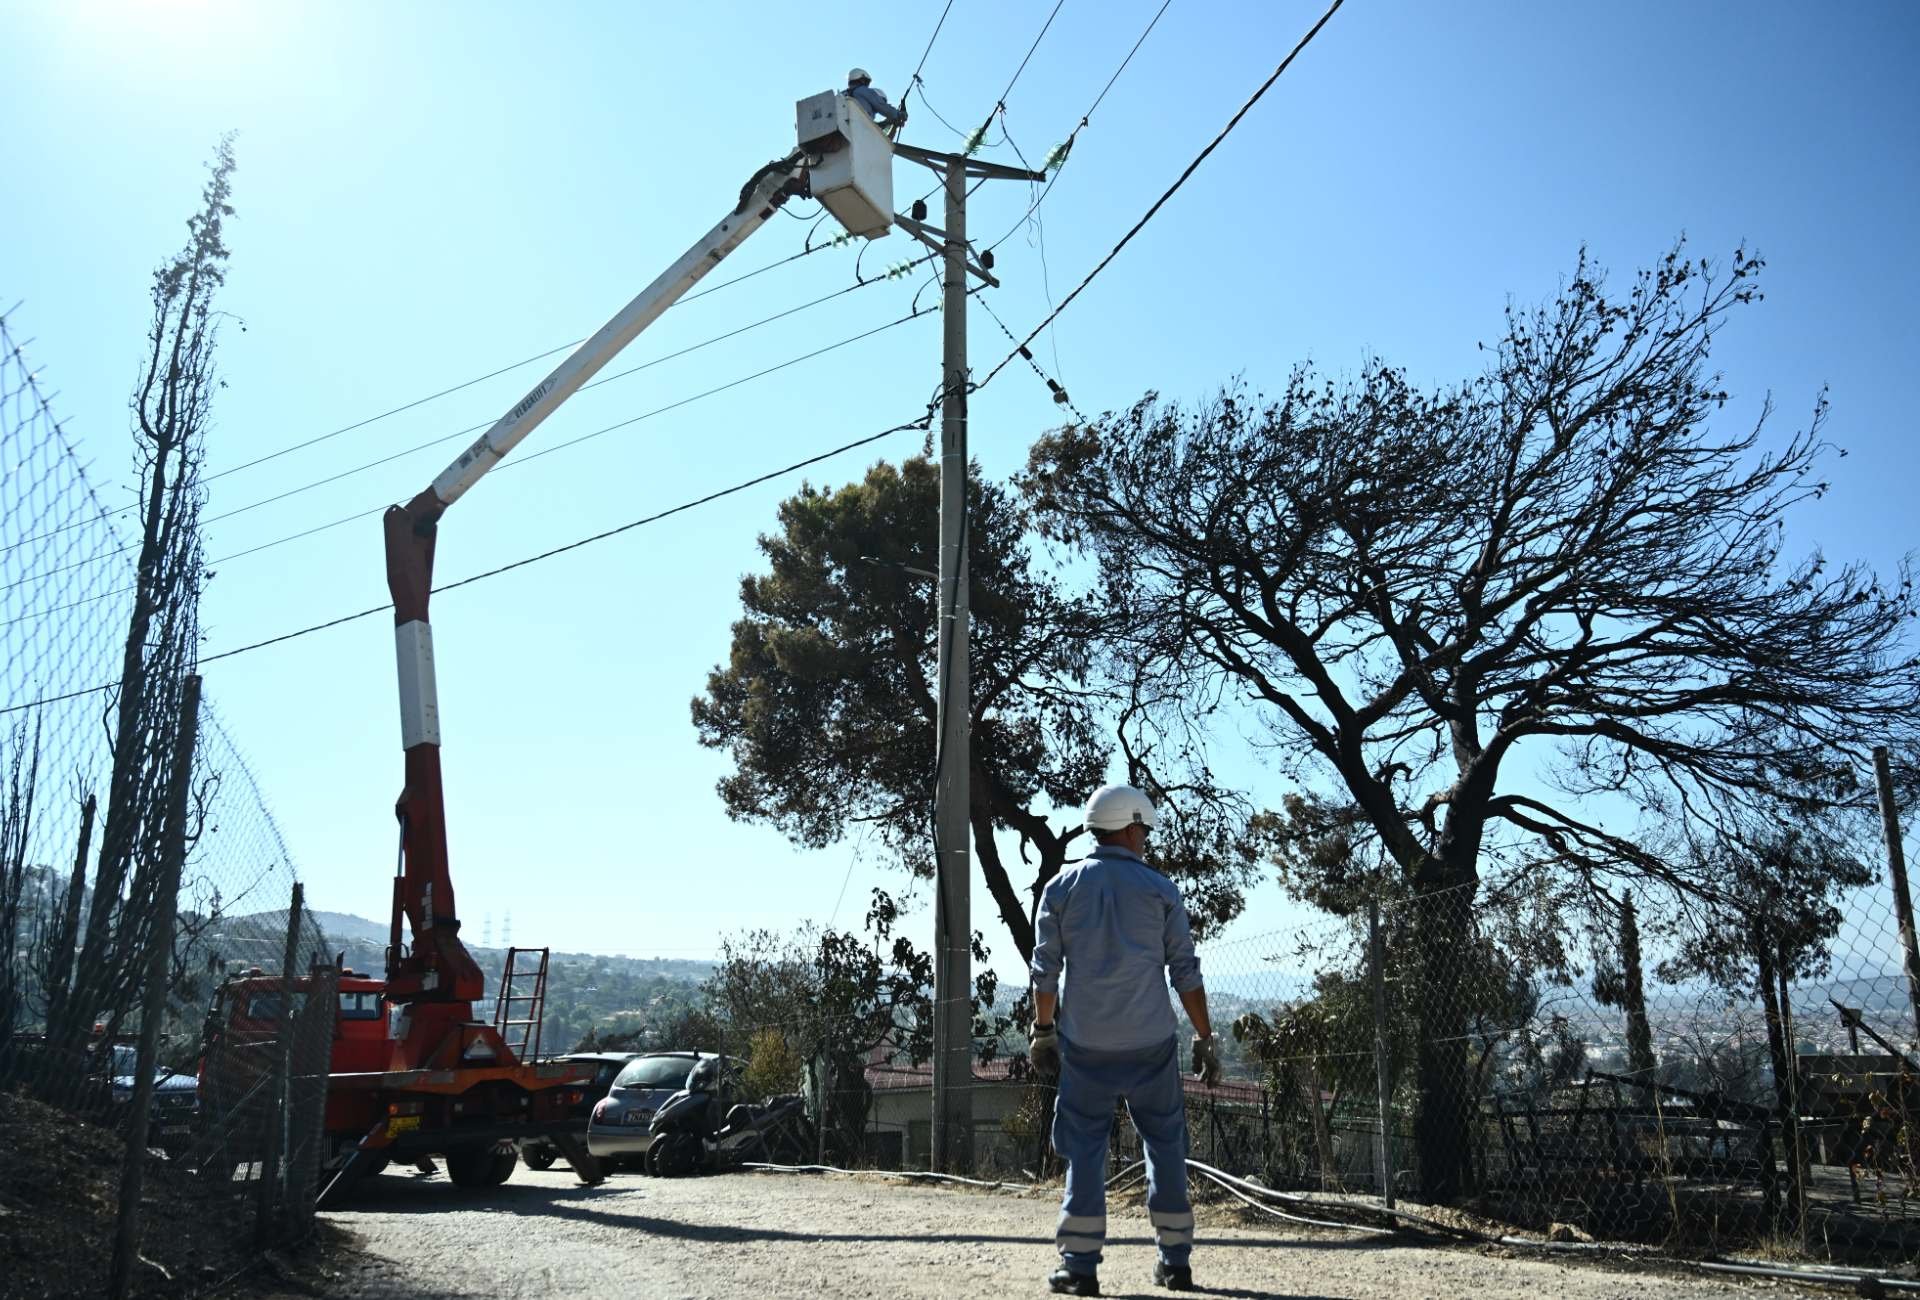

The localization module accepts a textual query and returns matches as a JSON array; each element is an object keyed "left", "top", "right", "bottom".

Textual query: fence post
[
  {"left": 108, "top": 673, "right": 202, "bottom": 1300},
  {"left": 1874, "top": 746, "right": 1920, "bottom": 1044},
  {"left": 256, "top": 881, "right": 303, "bottom": 1245},
  {"left": 1370, "top": 891, "right": 1394, "bottom": 1209}
]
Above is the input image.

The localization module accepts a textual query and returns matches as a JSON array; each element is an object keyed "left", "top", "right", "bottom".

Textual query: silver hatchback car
[{"left": 585, "top": 1051, "right": 740, "bottom": 1165}]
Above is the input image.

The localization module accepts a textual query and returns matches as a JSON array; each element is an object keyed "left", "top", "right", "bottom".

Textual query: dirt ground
[
  {"left": 0, "top": 1088, "right": 272, "bottom": 1300},
  {"left": 268, "top": 1166, "right": 1820, "bottom": 1300}
]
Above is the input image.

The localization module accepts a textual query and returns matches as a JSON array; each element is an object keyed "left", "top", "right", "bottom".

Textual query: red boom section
[{"left": 382, "top": 489, "right": 485, "bottom": 1016}]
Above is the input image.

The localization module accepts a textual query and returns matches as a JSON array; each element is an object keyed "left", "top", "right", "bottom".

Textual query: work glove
[
  {"left": 1191, "top": 1034, "right": 1221, "bottom": 1087},
  {"left": 1029, "top": 1022, "right": 1061, "bottom": 1078}
]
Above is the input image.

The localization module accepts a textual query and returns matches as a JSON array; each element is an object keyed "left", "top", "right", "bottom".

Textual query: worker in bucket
[
  {"left": 845, "top": 68, "right": 907, "bottom": 135},
  {"left": 1029, "top": 784, "right": 1220, "bottom": 1296}
]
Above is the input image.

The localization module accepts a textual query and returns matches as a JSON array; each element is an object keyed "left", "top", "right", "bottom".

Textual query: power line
[
  {"left": 899, "top": 0, "right": 958, "bottom": 115},
  {"left": 3, "top": 260, "right": 939, "bottom": 595},
  {"left": 954, "top": 0, "right": 1067, "bottom": 160},
  {"left": 0, "top": 298, "right": 950, "bottom": 623},
  {"left": 0, "top": 241, "right": 834, "bottom": 560},
  {"left": 990, "top": 0, "right": 1068, "bottom": 116},
  {"left": 206, "top": 262, "right": 928, "bottom": 527},
  {"left": 906, "top": 79, "right": 972, "bottom": 139},
  {"left": 1, "top": 413, "right": 934, "bottom": 715},
  {"left": 207, "top": 242, "right": 827, "bottom": 483},
  {"left": 976, "top": 294, "right": 1085, "bottom": 424},
  {"left": 980, "top": 0, "right": 1345, "bottom": 390},
  {"left": 910, "top": 0, "right": 1071, "bottom": 206},
  {"left": 984, "top": 0, "right": 1176, "bottom": 255}
]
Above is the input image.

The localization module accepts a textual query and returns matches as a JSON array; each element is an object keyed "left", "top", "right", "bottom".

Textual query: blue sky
[{"left": 3, "top": 1, "right": 1916, "bottom": 984}]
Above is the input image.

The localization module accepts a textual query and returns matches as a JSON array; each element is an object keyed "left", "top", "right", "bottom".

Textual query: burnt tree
[
  {"left": 45, "top": 139, "right": 233, "bottom": 1071},
  {"left": 1023, "top": 244, "right": 1920, "bottom": 1199}
]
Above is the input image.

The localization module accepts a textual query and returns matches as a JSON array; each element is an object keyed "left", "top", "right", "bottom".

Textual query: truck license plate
[{"left": 388, "top": 1115, "right": 421, "bottom": 1136}]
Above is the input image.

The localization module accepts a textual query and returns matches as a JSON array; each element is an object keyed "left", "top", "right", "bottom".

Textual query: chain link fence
[
  {"left": 1152, "top": 850, "right": 1920, "bottom": 1274},
  {"left": 1, "top": 307, "right": 332, "bottom": 1298},
  {"left": 772, "top": 830, "right": 1920, "bottom": 1284}
]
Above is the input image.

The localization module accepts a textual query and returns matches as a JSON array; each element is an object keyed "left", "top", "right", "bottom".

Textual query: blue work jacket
[
  {"left": 1030, "top": 844, "right": 1204, "bottom": 1053},
  {"left": 846, "top": 84, "right": 904, "bottom": 127}
]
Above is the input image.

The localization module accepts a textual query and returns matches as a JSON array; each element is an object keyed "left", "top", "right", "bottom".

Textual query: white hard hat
[
  {"left": 1083, "top": 784, "right": 1157, "bottom": 833},
  {"left": 848, "top": 68, "right": 871, "bottom": 85}
]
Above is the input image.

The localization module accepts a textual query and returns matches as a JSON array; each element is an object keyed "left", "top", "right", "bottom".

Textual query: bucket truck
[{"left": 312, "top": 91, "right": 897, "bottom": 1199}]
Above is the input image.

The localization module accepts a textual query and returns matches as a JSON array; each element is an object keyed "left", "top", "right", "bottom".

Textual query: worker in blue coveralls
[
  {"left": 845, "top": 68, "right": 907, "bottom": 135},
  {"left": 1029, "top": 784, "right": 1220, "bottom": 1296}
]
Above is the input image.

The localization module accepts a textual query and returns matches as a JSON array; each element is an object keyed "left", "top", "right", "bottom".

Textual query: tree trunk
[
  {"left": 1306, "top": 1059, "right": 1337, "bottom": 1191},
  {"left": 969, "top": 786, "right": 1033, "bottom": 963},
  {"left": 1412, "top": 875, "right": 1474, "bottom": 1201},
  {"left": 1753, "top": 927, "right": 1800, "bottom": 1226},
  {"left": 39, "top": 794, "right": 95, "bottom": 1088},
  {"left": 1775, "top": 942, "right": 1809, "bottom": 1236},
  {"left": 1620, "top": 894, "right": 1656, "bottom": 1079}
]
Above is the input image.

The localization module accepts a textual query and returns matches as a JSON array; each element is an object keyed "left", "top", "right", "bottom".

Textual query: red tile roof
[
  {"left": 863, "top": 1054, "right": 1269, "bottom": 1106},
  {"left": 864, "top": 1057, "right": 1023, "bottom": 1091}
]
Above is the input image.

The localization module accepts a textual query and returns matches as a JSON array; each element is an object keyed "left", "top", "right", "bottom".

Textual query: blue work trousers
[{"left": 1052, "top": 1035, "right": 1193, "bottom": 1276}]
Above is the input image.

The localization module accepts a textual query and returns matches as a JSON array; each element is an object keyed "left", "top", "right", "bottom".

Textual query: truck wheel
[
  {"left": 448, "top": 1146, "right": 509, "bottom": 1188},
  {"left": 483, "top": 1147, "right": 518, "bottom": 1186},
  {"left": 522, "top": 1145, "right": 556, "bottom": 1172}
]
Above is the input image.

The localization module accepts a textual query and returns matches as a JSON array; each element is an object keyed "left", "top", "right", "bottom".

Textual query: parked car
[
  {"left": 586, "top": 1052, "right": 741, "bottom": 1168},
  {"left": 108, "top": 1044, "right": 198, "bottom": 1159},
  {"left": 517, "top": 1051, "right": 642, "bottom": 1171}
]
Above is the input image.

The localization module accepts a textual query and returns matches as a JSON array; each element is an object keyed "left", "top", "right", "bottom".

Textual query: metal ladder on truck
[{"left": 492, "top": 948, "right": 551, "bottom": 1062}]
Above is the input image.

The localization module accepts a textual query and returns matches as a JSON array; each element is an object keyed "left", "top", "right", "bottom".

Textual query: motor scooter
[{"left": 645, "top": 1057, "right": 810, "bottom": 1176}]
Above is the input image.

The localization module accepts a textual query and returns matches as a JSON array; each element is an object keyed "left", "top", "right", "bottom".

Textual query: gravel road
[{"left": 313, "top": 1167, "right": 1794, "bottom": 1300}]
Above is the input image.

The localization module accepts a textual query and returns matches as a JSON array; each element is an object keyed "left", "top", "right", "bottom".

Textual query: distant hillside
[
  {"left": 223, "top": 907, "right": 389, "bottom": 949},
  {"left": 305, "top": 910, "right": 392, "bottom": 945}
]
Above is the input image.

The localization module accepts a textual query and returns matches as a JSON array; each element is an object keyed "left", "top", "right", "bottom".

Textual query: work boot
[
  {"left": 1048, "top": 1266, "right": 1100, "bottom": 1296},
  {"left": 1152, "top": 1260, "right": 1194, "bottom": 1291}
]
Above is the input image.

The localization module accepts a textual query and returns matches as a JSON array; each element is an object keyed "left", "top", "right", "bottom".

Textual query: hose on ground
[
  {"left": 741, "top": 1158, "right": 1920, "bottom": 1290},
  {"left": 741, "top": 1161, "right": 1042, "bottom": 1192}
]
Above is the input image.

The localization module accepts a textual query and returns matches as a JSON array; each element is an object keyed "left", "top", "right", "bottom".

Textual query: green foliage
[
  {"left": 742, "top": 1027, "right": 804, "bottom": 1100},
  {"left": 693, "top": 455, "right": 1264, "bottom": 960},
  {"left": 702, "top": 889, "right": 1010, "bottom": 1160},
  {"left": 692, "top": 457, "right": 1101, "bottom": 877}
]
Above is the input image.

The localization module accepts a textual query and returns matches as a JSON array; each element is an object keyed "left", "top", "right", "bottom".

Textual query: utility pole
[{"left": 893, "top": 143, "right": 1043, "bottom": 1173}]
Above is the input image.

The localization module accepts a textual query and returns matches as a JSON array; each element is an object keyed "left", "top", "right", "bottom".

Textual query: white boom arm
[
  {"left": 379, "top": 102, "right": 895, "bottom": 994},
  {"left": 426, "top": 154, "right": 808, "bottom": 507}
]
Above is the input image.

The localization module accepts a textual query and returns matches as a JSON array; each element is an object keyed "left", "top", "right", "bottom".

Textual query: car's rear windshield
[{"left": 614, "top": 1055, "right": 696, "bottom": 1089}]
